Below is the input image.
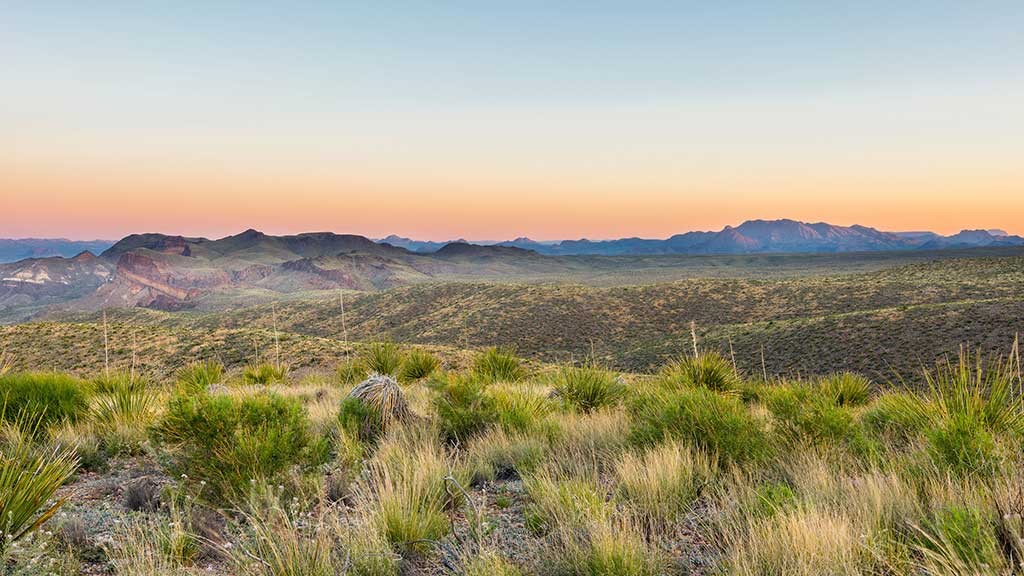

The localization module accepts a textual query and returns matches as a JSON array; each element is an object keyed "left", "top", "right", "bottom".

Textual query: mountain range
[
  {"left": 380, "top": 220, "right": 1024, "bottom": 256},
  {"left": 0, "top": 238, "right": 115, "bottom": 263},
  {"left": 2, "top": 219, "right": 1022, "bottom": 323}
]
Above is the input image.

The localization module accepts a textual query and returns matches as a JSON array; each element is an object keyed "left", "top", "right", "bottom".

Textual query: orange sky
[{"left": 4, "top": 4, "right": 1023, "bottom": 241}]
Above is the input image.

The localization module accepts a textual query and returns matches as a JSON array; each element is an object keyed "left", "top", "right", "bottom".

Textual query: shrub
[
  {"left": 926, "top": 412, "right": 1000, "bottom": 477},
  {"left": 398, "top": 349, "right": 439, "bottom": 381},
  {"left": 431, "top": 374, "right": 497, "bottom": 443},
  {"left": 91, "top": 376, "right": 158, "bottom": 455},
  {"left": 913, "top": 505, "right": 1005, "bottom": 573},
  {"left": 0, "top": 416, "right": 79, "bottom": 556},
  {"left": 660, "top": 351, "right": 742, "bottom": 392},
  {"left": 243, "top": 362, "right": 287, "bottom": 385},
  {"left": 0, "top": 372, "right": 90, "bottom": 431},
  {"left": 336, "top": 358, "right": 368, "bottom": 386},
  {"left": 472, "top": 347, "right": 525, "bottom": 383},
  {"left": 489, "top": 384, "right": 554, "bottom": 433},
  {"left": 923, "top": 353, "right": 1024, "bottom": 436},
  {"left": 363, "top": 342, "right": 402, "bottom": 376},
  {"left": 341, "top": 374, "right": 411, "bottom": 443},
  {"left": 818, "top": 372, "right": 872, "bottom": 406},
  {"left": 862, "top": 391, "right": 930, "bottom": 442},
  {"left": 152, "top": 391, "right": 311, "bottom": 504},
  {"left": 628, "top": 386, "right": 770, "bottom": 466},
  {"left": 614, "top": 442, "right": 714, "bottom": 528},
  {"left": 763, "top": 383, "right": 874, "bottom": 454},
  {"left": 552, "top": 366, "right": 627, "bottom": 413},
  {"left": 176, "top": 360, "right": 224, "bottom": 393}
]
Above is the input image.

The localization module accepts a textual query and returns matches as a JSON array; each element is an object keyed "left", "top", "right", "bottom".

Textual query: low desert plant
[
  {"left": 464, "top": 428, "right": 547, "bottom": 484},
  {"left": 472, "top": 347, "right": 525, "bottom": 383},
  {"left": 363, "top": 342, "right": 403, "bottom": 377},
  {"left": 341, "top": 374, "right": 411, "bottom": 443},
  {"left": 912, "top": 504, "right": 1005, "bottom": 574},
  {"left": 91, "top": 376, "right": 158, "bottom": 455},
  {"left": 614, "top": 442, "right": 715, "bottom": 528},
  {"left": 629, "top": 386, "right": 770, "bottom": 466},
  {"left": 0, "top": 372, "right": 90, "bottom": 432},
  {"left": 552, "top": 365, "right": 627, "bottom": 413},
  {"left": 336, "top": 358, "right": 368, "bottom": 386},
  {"left": 489, "top": 383, "right": 554, "bottom": 433},
  {"left": 431, "top": 374, "right": 498, "bottom": 443},
  {"left": 817, "top": 372, "right": 872, "bottom": 406},
  {"left": 462, "top": 550, "right": 523, "bottom": 576},
  {"left": 243, "top": 362, "right": 287, "bottom": 386},
  {"left": 176, "top": 360, "right": 224, "bottom": 393},
  {"left": 724, "top": 507, "right": 864, "bottom": 576},
  {"left": 152, "top": 391, "right": 311, "bottom": 504},
  {"left": 231, "top": 493, "right": 338, "bottom": 576},
  {"left": 399, "top": 349, "right": 440, "bottom": 381},
  {"left": 0, "top": 415, "right": 79, "bottom": 557},
  {"left": 660, "top": 351, "right": 742, "bottom": 392}
]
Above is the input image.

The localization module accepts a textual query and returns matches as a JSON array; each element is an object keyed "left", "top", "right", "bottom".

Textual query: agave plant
[{"left": 0, "top": 415, "right": 79, "bottom": 557}]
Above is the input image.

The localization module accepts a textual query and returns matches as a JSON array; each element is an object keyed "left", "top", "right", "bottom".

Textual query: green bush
[
  {"left": 762, "top": 383, "right": 875, "bottom": 455},
  {"left": 0, "top": 372, "right": 89, "bottom": 431},
  {"left": 660, "top": 351, "right": 742, "bottom": 392},
  {"left": 398, "top": 349, "right": 440, "bottom": 381},
  {"left": 176, "top": 360, "right": 224, "bottom": 393},
  {"left": 817, "top": 372, "right": 872, "bottom": 406},
  {"left": 552, "top": 366, "right": 627, "bottom": 413},
  {"left": 862, "top": 391, "right": 931, "bottom": 442},
  {"left": 926, "top": 412, "right": 1000, "bottom": 477},
  {"left": 472, "top": 347, "right": 525, "bottom": 383},
  {"left": 431, "top": 374, "right": 497, "bottom": 442},
  {"left": 243, "top": 363, "right": 287, "bottom": 385},
  {"left": 152, "top": 391, "right": 312, "bottom": 504},
  {"left": 363, "top": 342, "right": 402, "bottom": 376},
  {"left": 628, "top": 386, "right": 770, "bottom": 466},
  {"left": 914, "top": 505, "right": 1004, "bottom": 571},
  {"left": 490, "top": 385, "right": 554, "bottom": 434}
]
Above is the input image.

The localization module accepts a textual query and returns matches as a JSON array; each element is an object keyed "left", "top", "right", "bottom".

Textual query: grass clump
[
  {"left": 0, "top": 422, "right": 79, "bottom": 558},
  {"left": 489, "top": 383, "right": 554, "bottom": 434},
  {"left": 0, "top": 372, "right": 89, "bottom": 431},
  {"left": 336, "top": 358, "right": 368, "bottom": 386},
  {"left": 552, "top": 365, "right": 627, "bottom": 413},
  {"left": 431, "top": 374, "right": 497, "bottom": 443},
  {"left": 243, "top": 362, "right": 287, "bottom": 385},
  {"left": 153, "top": 390, "right": 312, "bottom": 504},
  {"left": 660, "top": 351, "right": 742, "bottom": 392},
  {"left": 913, "top": 504, "right": 1005, "bottom": 574},
  {"left": 91, "top": 375, "right": 158, "bottom": 455},
  {"left": 472, "top": 347, "right": 525, "bottom": 383},
  {"left": 614, "top": 442, "right": 715, "bottom": 528},
  {"left": 629, "top": 386, "right": 770, "bottom": 466},
  {"left": 817, "top": 372, "right": 872, "bottom": 406},
  {"left": 399, "top": 349, "right": 440, "bottom": 381},
  {"left": 175, "top": 360, "right": 224, "bottom": 393},
  {"left": 762, "top": 382, "right": 874, "bottom": 455},
  {"left": 363, "top": 342, "right": 403, "bottom": 377}
]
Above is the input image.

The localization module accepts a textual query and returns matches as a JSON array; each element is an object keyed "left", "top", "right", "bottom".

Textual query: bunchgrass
[
  {"left": 551, "top": 365, "right": 627, "bottom": 413},
  {"left": 399, "top": 349, "right": 440, "bottom": 381},
  {"left": 363, "top": 342, "right": 403, "bottom": 377},
  {"left": 472, "top": 347, "right": 525, "bottom": 383}
]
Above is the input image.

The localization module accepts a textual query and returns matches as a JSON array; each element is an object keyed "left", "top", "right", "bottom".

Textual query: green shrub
[
  {"left": 0, "top": 372, "right": 89, "bottom": 431},
  {"left": 152, "top": 391, "right": 311, "bottom": 504},
  {"left": 914, "top": 505, "right": 1004, "bottom": 572},
  {"left": 763, "top": 383, "right": 875, "bottom": 455},
  {"left": 552, "top": 366, "right": 627, "bottom": 413},
  {"left": 747, "top": 481, "right": 798, "bottom": 519},
  {"left": 243, "top": 362, "right": 287, "bottom": 385},
  {"left": 660, "top": 351, "right": 742, "bottom": 392},
  {"left": 926, "top": 412, "right": 1000, "bottom": 477},
  {"left": 923, "top": 353, "right": 1024, "bottom": 436},
  {"left": 363, "top": 342, "right": 402, "bottom": 376},
  {"left": 490, "top": 384, "right": 554, "bottom": 433},
  {"left": 0, "top": 414, "right": 79, "bottom": 556},
  {"left": 176, "top": 360, "right": 224, "bottom": 393},
  {"left": 336, "top": 358, "right": 368, "bottom": 386},
  {"left": 398, "top": 349, "right": 439, "bottom": 381},
  {"left": 472, "top": 347, "right": 525, "bottom": 383},
  {"left": 431, "top": 374, "right": 498, "bottom": 442},
  {"left": 862, "top": 391, "right": 930, "bottom": 442},
  {"left": 817, "top": 372, "right": 872, "bottom": 406},
  {"left": 91, "top": 375, "right": 158, "bottom": 455},
  {"left": 628, "top": 386, "right": 770, "bottom": 466}
]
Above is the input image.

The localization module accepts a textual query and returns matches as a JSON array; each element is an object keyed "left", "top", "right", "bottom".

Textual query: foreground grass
[{"left": 1, "top": 341, "right": 1023, "bottom": 575}]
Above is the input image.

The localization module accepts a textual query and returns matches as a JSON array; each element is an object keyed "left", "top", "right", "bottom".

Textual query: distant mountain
[
  {"left": 377, "top": 235, "right": 466, "bottom": 253},
  {"left": 378, "top": 220, "right": 1024, "bottom": 256},
  {"left": 0, "top": 238, "right": 115, "bottom": 263}
]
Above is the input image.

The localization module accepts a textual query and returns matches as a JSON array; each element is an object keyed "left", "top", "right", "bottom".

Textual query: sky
[{"left": 3, "top": 1, "right": 1023, "bottom": 241}]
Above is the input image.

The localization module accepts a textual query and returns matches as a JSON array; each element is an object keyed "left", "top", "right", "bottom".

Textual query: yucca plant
[
  {"left": 363, "top": 342, "right": 403, "bottom": 376},
  {"left": 176, "top": 360, "right": 224, "bottom": 393},
  {"left": 92, "top": 376, "right": 158, "bottom": 455},
  {"left": 923, "top": 352, "right": 1024, "bottom": 436},
  {"left": 552, "top": 365, "right": 627, "bottom": 413},
  {"left": 243, "top": 362, "right": 288, "bottom": 386},
  {"left": 398, "top": 349, "right": 440, "bottom": 382},
  {"left": 472, "top": 347, "right": 525, "bottom": 383},
  {"left": 660, "top": 351, "right": 742, "bottom": 392},
  {"left": 342, "top": 374, "right": 411, "bottom": 442},
  {"left": 817, "top": 372, "right": 872, "bottom": 406},
  {"left": 0, "top": 414, "right": 79, "bottom": 557}
]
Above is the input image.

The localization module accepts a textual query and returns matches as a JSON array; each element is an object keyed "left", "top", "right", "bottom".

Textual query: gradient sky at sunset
[{"left": 4, "top": 2, "right": 1023, "bottom": 240}]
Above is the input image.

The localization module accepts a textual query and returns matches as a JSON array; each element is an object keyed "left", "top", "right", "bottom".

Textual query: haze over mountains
[
  {"left": 380, "top": 219, "right": 1024, "bottom": 255},
  {"left": 2, "top": 219, "right": 1022, "bottom": 323},
  {"left": 0, "top": 238, "right": 115, "bottom": 263}
]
